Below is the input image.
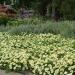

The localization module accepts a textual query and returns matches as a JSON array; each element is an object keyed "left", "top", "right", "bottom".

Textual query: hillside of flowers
[{"left": 0, "top": 32, "right": 75, "bottom": 75}]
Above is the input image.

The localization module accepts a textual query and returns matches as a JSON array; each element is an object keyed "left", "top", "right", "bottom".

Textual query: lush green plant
[
  {"left": 8, "top": 20, "right": 75, "bottom": 38},
  {"left": 0, "top": 17, "right": 75, "bottom": 38},
  {"left": 8, "top": 17, "right": 44, "bottom": 26},
  {"left": 0, "top": 25, "right": 14, "bottom": 32},
  {"left": 0, "top": 15, "right": 9, "bottom": 26},
  {"left": 0, "top": 32, "right": 75, "bottom": 75}
]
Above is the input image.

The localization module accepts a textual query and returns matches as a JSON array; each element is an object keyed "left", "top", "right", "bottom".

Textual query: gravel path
[
  {"left": 0, "top": 70, "right": 22, "bottom": 75},
  {"left": 0, "top": 70, "right": 33, "bottom": 75}
]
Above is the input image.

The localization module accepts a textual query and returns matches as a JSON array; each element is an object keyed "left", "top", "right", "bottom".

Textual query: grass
[
  {"left": 8, "top": 20, "right": 75, "bottom": 38},
  {"left": 0, "top": 17, "right": 75, "bottom": 38}
]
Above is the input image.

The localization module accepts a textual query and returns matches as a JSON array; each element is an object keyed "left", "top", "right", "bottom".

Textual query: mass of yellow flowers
[{"left": 0, "top": 32, "right": 75, "bottom": 75}]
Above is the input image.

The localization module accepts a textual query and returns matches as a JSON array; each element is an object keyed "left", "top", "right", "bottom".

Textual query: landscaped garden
[
  {"left": 0, "top": 16, "right": 75, "bottom": 75},
  {"left": 0, "top": 0, "right": 75, "bottom": 75},
  {"left": 0, "top": 32, "right": 75, "bottom": 75}
]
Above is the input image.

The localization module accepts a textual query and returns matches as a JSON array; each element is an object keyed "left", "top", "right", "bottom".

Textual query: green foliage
[
  {"left": 60, "top": 0, "right": 75, "bottom": 20},
  {"left": 0, "top": 17, "right": 75, "bottom": 38},
  {"left": 8, "top": 20, "right": 75, "bottom": 38},
  {"left": 0, "top": 33, "right": 75, "bottom": 75},
  {"left": 0, "top": 26, "right": 12, "bottom": 32},
  {"left": 8, "top": 17, "right": 44, "bottom": 26},
  {"left": 0, "top": 15, "right": 9, "bottom": 26},
  {"left": 1, "top": 0, "right": 75, "bottom": 19}
]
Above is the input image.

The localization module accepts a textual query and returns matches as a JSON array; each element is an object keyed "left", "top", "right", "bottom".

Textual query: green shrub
[
  {"left": 7, "top": 19, "right": 24, "bottom": 26},
  {"left": 8, "top": 17, "right": 44, "bottom": 26},
  {"left": 0, "top": 33, "right": 75, "bottom": 75},
  {"left": 0, "top": 15, "right": 9, "bottom": 26}
]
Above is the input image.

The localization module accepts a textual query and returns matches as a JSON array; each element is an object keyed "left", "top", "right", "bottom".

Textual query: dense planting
[
  {"left": 8, "top": 20, "right": 75, "bottom": 38},
  {"left": 7, "top": 17, "right": 44, "bottom": 26},
  {"left": 0, "top": 17, "right": 75, "bottom": 38},
  {"left": 0, "top": 33, "right": 75, "bottom": 75}
]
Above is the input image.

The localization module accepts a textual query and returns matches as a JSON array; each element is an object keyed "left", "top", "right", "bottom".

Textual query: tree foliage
[{"left": 0, "top": 0, "right": 75, "bottom": 20}]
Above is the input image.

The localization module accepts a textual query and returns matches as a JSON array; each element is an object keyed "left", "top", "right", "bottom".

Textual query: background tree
[{"left": 0, "top": 0, "right": 75, "bottom": 20}]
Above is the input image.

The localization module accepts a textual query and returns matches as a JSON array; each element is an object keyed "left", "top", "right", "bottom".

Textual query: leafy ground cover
[{"left": 0, "top": 32, "right": 75, "bottom": 75}]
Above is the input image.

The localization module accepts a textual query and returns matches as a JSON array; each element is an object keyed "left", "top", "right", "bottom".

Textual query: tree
[{"left": 0, "top": 0, "right": 75, "bottom": 20}]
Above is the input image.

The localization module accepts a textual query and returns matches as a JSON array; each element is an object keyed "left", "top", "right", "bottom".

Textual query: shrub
[
  {"left": 0, "top": 12, "right": 10, "bottom": 26},
  {"left": 7, "top": 17, "right": 44, "bottom": 26},
  {"left": 0, "top": 33, "right": 75, "bottom": 75}
]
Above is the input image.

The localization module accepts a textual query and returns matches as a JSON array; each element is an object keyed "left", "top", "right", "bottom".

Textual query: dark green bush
[{"left": 0, "top": 16, "right": 9, "bottom": 26}]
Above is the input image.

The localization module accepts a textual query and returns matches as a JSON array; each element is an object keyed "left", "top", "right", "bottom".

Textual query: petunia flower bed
[{"left": 0, "top": 32, "right": 75, "bottom": 75}]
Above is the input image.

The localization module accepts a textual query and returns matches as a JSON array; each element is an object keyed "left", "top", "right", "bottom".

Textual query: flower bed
[{"left": 0, "top": 33, "right": 75, "bottom": 75}]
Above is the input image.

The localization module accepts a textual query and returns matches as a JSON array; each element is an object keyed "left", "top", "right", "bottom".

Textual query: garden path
[{"left": 0, "top": 70, "right": 33, "bottom": 75}]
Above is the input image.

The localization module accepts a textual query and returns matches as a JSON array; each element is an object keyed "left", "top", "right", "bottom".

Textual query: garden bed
[{"left": 0, "top": 32, "right": 75, "bottom": 75}]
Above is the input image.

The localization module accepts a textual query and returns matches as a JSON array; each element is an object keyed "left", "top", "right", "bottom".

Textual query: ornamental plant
[
  {"left": 0, "top": 13, "right": 9, "bottom": 26},
  {"left": 0, "top": 32, "right": 75, "bottom": 75}
]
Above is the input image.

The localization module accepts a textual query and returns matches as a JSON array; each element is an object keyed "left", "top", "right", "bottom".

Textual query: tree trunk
[
  {"left": 46, "top": 4, "right": 51, "bottom": 17},
  {"left": 51, "top": 0, "right": 56, "bottom": 19}
]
